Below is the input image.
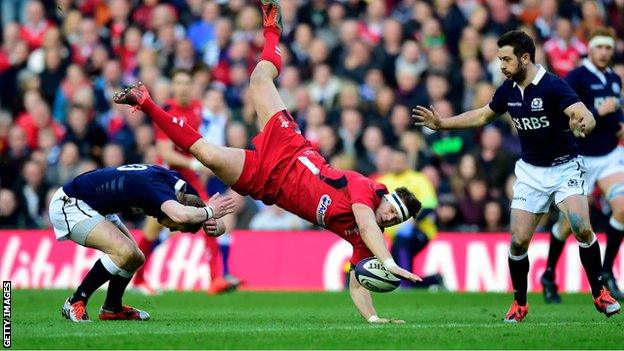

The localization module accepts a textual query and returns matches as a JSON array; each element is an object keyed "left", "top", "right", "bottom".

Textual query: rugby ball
[{"left": 354, "top": 257, "right": 400, "bottom": 293}]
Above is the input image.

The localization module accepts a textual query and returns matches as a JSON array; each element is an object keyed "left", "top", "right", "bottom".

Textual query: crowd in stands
[{"left": 0, "top": 0, "right": 623, "bottom": 233}]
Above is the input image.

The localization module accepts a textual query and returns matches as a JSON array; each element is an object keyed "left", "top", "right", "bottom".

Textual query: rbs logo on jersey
[{"left": 512, "top": 116, "right": 550, "bottom": 131}]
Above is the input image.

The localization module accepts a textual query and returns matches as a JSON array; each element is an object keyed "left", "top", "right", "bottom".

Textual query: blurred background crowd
[{"left": 0, "top": 0, "right": 623, "bottom": 235}]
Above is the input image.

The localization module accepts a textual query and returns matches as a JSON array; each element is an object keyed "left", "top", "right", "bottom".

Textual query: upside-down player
[{"left": 114, "top": 0, "right": 422, "bottom": 324}]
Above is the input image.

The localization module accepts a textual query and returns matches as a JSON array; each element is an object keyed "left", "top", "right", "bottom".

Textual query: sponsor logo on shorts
[
  {"left": 567, "top": 179, "right": 579, "bottom": 188},
  {"left": 316, "top": 195, "right": 332, "bottom": 227},
  {"left": 513, "top": 196, "right": 527, "bottom": 202}
]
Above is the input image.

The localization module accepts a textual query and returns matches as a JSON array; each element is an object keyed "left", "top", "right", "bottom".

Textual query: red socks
[
  {"left": 140, "top": 98, "right": 202, "bottom": 152},
  {"left": 204, "top": 236, "right": 223, "bottom": 280},
  {"left": 260, "top": 28, "right": 282, "bottom": 74}
]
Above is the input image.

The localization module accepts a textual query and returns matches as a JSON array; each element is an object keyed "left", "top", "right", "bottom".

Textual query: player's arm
[
  {"left": 564, "top": 102, "right": 596, "bottom": 138},
  {"left": 156, "top": 139, "right": 204, "bottom": 171},
  {"left": 352, "top": 204, "right": 422, "bottom": 282},
  {"left": 412, "top": 104, "right": 499, "bottom": 130},
  {"left": 160, "top": 195, "right": 235, "bottom": 223},
  {"left": 348, "top": 270, "right": 404, "bottom": 324}
]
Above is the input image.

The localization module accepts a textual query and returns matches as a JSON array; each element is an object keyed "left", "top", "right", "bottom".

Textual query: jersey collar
[
  {"left": 512, "top": 64, "right": 547, "bottom": 88},
  {"left": 582, "top": 58, "right": 612, "bottom": 85}
]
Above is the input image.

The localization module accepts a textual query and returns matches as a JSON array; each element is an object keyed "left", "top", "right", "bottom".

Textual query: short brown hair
[
  {"left": 589, "top": 27, "right": 616, "bottom": 41},
  {"left": 395, "top": 186, "right": 422, "bottom": 219}
]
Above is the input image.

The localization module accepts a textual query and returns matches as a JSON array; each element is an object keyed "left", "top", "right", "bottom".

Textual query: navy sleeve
[
  {"left": 142, "top": 176, "right": 179, "bottom": 216},
  {"left": 616, "top": 76, "right": 624, "bottom": 122},
  {"left": 552, "top": 78, "right": 581, "bottom": 112},
  {"left": 488, "top": 84, "right": 508, "bottom": 114}
]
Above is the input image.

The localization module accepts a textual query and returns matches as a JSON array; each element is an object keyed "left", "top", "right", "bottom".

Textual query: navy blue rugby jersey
[
  {"left": 489, "top": 65, "right": 580, "bottom": 167},
  {"left": 565, "top": 59, "right": 623, "bottom": 157},
  {"left": 62, "top": 164, "right": 199, "bottom": 217}
]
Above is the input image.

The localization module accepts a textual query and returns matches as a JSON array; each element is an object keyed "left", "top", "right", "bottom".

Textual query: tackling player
[
  {"left": 49, "top": 164, "right": 234, "bottom": 322},
  {"left": 413, "top": 30, "right": 620, "bottom": 322},
  {"left": 114, "top": 0, "right": 422, "bottom": 324},
  {"left": 542, "top": 27, "right": 624, "bottom": 302}
]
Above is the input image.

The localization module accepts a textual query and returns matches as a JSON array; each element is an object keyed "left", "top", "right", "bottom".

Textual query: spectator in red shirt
[
  {"left": 544, "top": 17, "right": 587, "bottom": 77},
  {"left": 19, "top": 0, "right": 54, "bottom": 50}
]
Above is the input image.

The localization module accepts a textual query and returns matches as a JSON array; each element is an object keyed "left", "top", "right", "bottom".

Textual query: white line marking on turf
[{"left": 29, "top": 321, "right": 613, "bottom": 338}]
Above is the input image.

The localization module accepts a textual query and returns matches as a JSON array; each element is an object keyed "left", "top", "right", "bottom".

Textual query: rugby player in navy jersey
[
  {"left": 413, "top": 30, "right": 620, "bottom": 322},
  {"left": 48, "top": 164, "right": 235, "bottom": 322},
  {"left": 542, "top": 27, "right": 624, "bottom": 303}
]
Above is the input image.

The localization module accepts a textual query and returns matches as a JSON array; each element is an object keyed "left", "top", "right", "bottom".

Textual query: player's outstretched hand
[
  {"left": 387, "top": 265, "right": 422, "bottom": 283},
  {"left": 203, "top": 218, "right": 226, "bottom": 237},
  {"left": 569, "top": 111, "right": 595, "bottom": 138},
  {"left": 207, "top": 192, "right": 235, "bottom": 219},
  {"left": 412, "top": 105, "right": 442, "bottom": 130},
  {"left": 369, "top": 317, "right": 406, "bottom": 324}
]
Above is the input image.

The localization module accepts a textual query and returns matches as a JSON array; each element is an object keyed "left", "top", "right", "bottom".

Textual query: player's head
[
  {"left": 158, "top": 194, "right": 206, "bottom": 233},
  {"left": 376, "top": 187, "right": 421, "bottom": 228},
  {"left": 587, "top": 27, "right": 615, "bottom": 70},
  {"left": 496, "top": 30, "right": 535, "bottom": 83},
  {"left": 171, "top": 68, "right": 193, "bottom": 105}
]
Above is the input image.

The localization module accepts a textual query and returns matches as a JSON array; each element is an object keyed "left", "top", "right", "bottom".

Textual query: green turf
[{"left": 9, "top": 289, "right": 624, "bottom": 349}]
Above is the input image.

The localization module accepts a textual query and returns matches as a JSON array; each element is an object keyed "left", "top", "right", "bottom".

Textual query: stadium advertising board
[{"left": 1, "top": 230, "right": 621, "bottom": 292}]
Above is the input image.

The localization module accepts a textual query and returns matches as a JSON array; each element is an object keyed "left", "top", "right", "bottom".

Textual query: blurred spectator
[
  {"left": 544, "top": 17, "right": 587, "bottom": 77},
  {"left": 482, "top": 200, "right": 508, "bottom": 232},
  {"left": 0, "top": 188, "right": 23, "bottom": 228},
  {"left": 0, "top": 126, "right": 30, "bottom": 188},
  {"left": 19, "top": 0, "right": 54, "bottom": 50},
  {"left": 249, "top": 205, "right": 309, "bottom": 230},
  {"left": 46, "top": 141, "right": 81, "bottom": 187},
  {"left": 356, "top": 125, "right": 385, "bottom": 176},
  {"left": 63, "top": 104, "right": 107, "bottom": 160},
  {"left": 474, "top": 127, "right": 514, "bottom": 198},
  {"left": 14, "top": 159, "right": 49, "bottom": 228},
  {"left": 101, "top": 143, "right": 125, "bottom": 167},
  {"left": 457, "top": 178, "right": 489, "bottom": 230}
]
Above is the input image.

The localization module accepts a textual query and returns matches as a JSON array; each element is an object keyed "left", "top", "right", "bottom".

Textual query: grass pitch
[{"left": 11, "top": 289, "right": 624, "bottom": 349}]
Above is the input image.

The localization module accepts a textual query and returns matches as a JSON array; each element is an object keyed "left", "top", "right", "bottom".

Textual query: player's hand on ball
[
  {"left": 412, "top": 105, "right": 442, "bottom": 130},
  {"left": 207, "top": 192, "right": 235, "bottom": 218},
  {"left": 387, "top": 266, "right": 422, "bottom": 283}
]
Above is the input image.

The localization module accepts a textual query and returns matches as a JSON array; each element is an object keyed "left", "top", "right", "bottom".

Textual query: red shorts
[{"left": 232, "top": 110, "right": 310, "bottom": 204}]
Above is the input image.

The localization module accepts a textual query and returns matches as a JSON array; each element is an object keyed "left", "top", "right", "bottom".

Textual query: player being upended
[
  {"left": 114, "top": 0, "right": 422, "bottom": 324},
  {"left": 49, "top": 164, "right": 234, "bottom": 322}
]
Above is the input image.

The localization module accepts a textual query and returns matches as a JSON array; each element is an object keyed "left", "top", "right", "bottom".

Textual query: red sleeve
[
  {"left": 153, "top": 122, "right": 168, "bottom": 141},
  {"left": 347, "top": 174, "right": 381, "bottom": 209}
]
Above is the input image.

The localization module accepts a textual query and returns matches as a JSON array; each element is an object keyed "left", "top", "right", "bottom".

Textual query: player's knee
[
  {"left": 131, "top": 248, "right": 145, "bottom": 267},
  {"left": 115, "top": 244, "right": 139, "bottom": 267},
  {"left": 249, "top": 64, "right": 271, "bottom": 88},
  {"left": 572, "top": 224, "right": 594, "bottom": 242},
  {"left": 509, "top": 236, "right": 529, "bottom": 255}
]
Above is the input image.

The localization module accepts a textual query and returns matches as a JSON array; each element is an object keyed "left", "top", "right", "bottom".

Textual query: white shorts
[
  {"left": 582, "top": 147, "right": 624, "bottom": 193},
  {"left": 49, "top": 187, "right": 121, "bottom": 245},
  {"left": 511, "top": 157, "right": 589, "bottom": 214}
]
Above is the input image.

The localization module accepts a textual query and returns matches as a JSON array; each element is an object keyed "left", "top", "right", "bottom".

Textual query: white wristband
[
  {"left": 367, "top": 315, "right": 379, "bottom": 323},
  {"left": 190, "top": 159, "right": 204, "bottom": 171},
  {"left": 205, "top": 206, "right": 214, "bottom": 219},
  {"left": 383, "top": 258, "right": 398, "bottom": 269}
]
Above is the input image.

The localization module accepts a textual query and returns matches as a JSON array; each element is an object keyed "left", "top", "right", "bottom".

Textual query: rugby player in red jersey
[{"left": 115, "top": 0, "right": 422, "bottom": 323}]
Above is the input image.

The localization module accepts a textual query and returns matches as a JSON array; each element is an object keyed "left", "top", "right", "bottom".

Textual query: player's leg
[
  {"left": 251, "top": 0, "right": 287, "bottom": 130},
  {"left": 504, "top": 208, "right": 541, "bottom": 323},
  {"left": 62, "top": 220, "right": 144, "bottom": 322},
  {"left": 133, "top": 216, "right": 162, "bottom": 294},
  {"left": 557, "top": 194, "right": 620, "bottom": 316},
  {"left": 541, "top": 211, "right": 572, "bottom": 303},
  {"left": 113, "top": 86, "right": 247, "bottom": 185},
  {"left": 97, "top": 215, "right": 150, "bottom": 321},
  {"left": 597, "top": 172, "right": 624, "bottom": 300}
]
